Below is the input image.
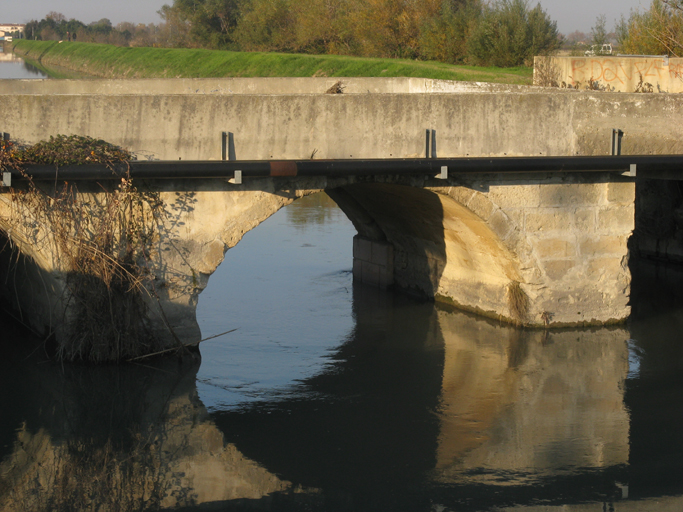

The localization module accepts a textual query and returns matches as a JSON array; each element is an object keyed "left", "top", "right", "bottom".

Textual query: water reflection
[
  {"left": 0, "top": 50, "right": 49, "bottom": 79},
  {"left": 0, "top": 291, "right": 637, "bottom": 511},
  {"left": 0, "top": 331, "right": 294, "bottom": 510},
  {"left": 2, "top": 195, "right": 683, "bottom": 510}
]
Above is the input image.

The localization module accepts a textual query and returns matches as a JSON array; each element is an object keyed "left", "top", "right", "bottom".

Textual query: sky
[{"left": 1, "top": 0, "right": 653, "bottom": 36}]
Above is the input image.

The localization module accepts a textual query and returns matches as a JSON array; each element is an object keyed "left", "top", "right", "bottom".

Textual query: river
[{"left": 2, "top": 55, "right": 683, "bottom": 511}]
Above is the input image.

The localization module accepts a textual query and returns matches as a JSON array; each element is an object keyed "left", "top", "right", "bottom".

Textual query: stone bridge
[{"left": 1, "top": 77, "right": 682, "bottom": 356}]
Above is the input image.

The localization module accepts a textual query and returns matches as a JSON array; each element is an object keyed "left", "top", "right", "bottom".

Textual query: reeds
[{"left": 1, "top": 136, "right": 165, "bottom": 362}]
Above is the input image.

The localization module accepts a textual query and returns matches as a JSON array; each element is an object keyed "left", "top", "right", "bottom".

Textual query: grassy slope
[{"left": 13, "top": 39, "right": 533, "bottom": 84}]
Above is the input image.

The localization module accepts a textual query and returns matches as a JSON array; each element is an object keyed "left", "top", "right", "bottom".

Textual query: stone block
[
  {"left": 534, "top": 238, "right": 576, "bottom": 259},
  {"left": 539, "top": 183, "right": 604, "bottom": 207},
  {"left": 580, "top": 235, "right": 628, "bottom": 257},
  {"left": 488, "top": 209, "right": 513, "bottom": 240},
  {"left": 353, "top": 235, "right": 373, "bottom": 262},
  {"left": 607, "top": 182, "right": 635, "bottom": 205},
  {"left": 370, "top": 240, "right": 394, "bottom": 266},
  {"left": 596, "top": 205, "right": 635, "bottom": 234},
  {"left": 574, "top": 208, "right": 596, "bottom": 232},
  {"left": 587, "top": 257, "right": 626, "bottom": 280},
  {"left": 525, "top": 209, "right": 574, "bottom": 233},
  {"left": 466, "top": 192, "right": 495, "bottom": 221},
  {"left": 447, "top": 186, "right": 476, "bottom": 206},
  {"left": 487, "top": 184, "right": 541, "bottom": 209},
  {"left": 542, "top": 259, "right": 576, "bottom": 280}
]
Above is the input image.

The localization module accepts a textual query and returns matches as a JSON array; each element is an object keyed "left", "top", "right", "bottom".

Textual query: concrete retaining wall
[{"left": 539, "top": 56, "right": 683, "bottom": 93}]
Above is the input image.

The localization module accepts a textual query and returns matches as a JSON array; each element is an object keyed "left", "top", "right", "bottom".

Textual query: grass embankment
[{"left": 13, "top": 39, "right": 532, "bottom": 84}]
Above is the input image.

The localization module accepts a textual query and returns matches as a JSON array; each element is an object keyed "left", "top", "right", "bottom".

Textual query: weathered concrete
[
  {"left": 538, "top": 55, "right": 683, "bottom": 93},
  {"left": 0, "top": 76, "right": 532, "bottom": 95},
  {"left": 1, "top": 78, "right": 679, "bottom": 353},
  {"left": 2, "top": 82, "right": 683, "bottom": 161}
]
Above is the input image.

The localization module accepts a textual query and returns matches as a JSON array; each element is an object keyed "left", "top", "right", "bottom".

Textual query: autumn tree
[
  {"left": 467, "top": 0, "right": 560, "bottom": 67},
  {"left": 158, "top": 0, "right": 241, "bottom": 48},
  {"left": 617, "top": 0, "right": 683, "bottom": 55},
  {"left": 590, "top": 14, "right": 608, "bottom": 47}
]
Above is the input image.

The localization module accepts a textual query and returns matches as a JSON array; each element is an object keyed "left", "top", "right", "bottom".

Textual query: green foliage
[
  {"left": 618, "top": 0, "right": 683, "bottom": 55},
  {"left": 591, "top": 14, "right": 608, "bottom": 47},
  {"left": 13, "top": 39, "right": 533, "bottom": 84},
  {"left": 20, "top": 0, "right": 562, "bottom": 67},
  {"left": 232, "top": 0, "right": 296, "bottom": 51},
  {"left": 158, "top": 0, "right": 242, "bottom": 49},
  {"left": 467, "top": 0, "right": 560, "bottom": 67}
]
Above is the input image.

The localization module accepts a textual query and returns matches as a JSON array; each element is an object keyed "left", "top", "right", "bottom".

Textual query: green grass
[{"left": 13, "top": 39, "right": 533, "bottom": 85}]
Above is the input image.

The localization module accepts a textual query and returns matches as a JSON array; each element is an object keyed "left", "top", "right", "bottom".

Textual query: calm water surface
[
  {"left": 1, "top": 193, "right": 683, "bottom": 511},
  {"left": 0, "top": 47, "right": 49, "bottom": 79},
  {"left": 2, "top": 63, "right": 683, "bottom": 511}
]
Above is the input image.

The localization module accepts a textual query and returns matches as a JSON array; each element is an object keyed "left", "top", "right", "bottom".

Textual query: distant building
[{"left": 0, "top": 24, "right": 25, "bottom": 37}]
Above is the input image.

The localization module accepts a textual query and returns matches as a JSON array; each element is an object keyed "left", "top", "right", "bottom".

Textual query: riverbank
[{"left": 11, "top": 40, "right": 532, "bottom": 84}]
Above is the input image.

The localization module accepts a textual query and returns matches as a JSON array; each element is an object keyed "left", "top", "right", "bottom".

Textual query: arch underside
[{"left": 327, "top": 182, "right": 526, "bottom": 323}]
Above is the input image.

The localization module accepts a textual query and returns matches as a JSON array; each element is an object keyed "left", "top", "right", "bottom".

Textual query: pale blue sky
[{"left": 2, "top": 0, "right": 652, "bottom": 36}]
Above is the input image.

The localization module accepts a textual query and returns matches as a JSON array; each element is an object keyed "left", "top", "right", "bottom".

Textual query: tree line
[
  {"left": 24, "top": 1, "right": 560, "bottom": 67},
  {"left": 22, "top": 1, "right": 683, "bottom": 68},
  {"left": 159, "top": 0, "right": 562, "bottom": 67},
  {"left": 616, "top": 0, "right": 683, "bottom": 56}
]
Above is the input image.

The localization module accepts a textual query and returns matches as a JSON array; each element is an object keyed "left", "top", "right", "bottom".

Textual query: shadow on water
[
  {"left": 626, "top": 258, "right": 683, "bottom": 501},
  {"left": 3, "top": 192, "right": 683, "bottom": 510},
  {"left": 0, "top": 282, "right": 641, "bottom": 512},
  {"left": 209, "top": 283, "right": 634, "bottom": 511}
]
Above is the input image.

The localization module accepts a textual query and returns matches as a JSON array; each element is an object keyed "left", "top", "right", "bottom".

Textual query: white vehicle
[{"left": 585, "top": 43, "right": 613, "bottom": 56}]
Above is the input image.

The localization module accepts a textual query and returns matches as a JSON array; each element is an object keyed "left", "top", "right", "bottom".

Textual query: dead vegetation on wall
[{"left": 0, "top": 135, "right": 169, "bottom": 362}]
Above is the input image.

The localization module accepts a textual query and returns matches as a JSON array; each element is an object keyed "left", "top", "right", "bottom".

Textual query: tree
[
  {"left": 46, "top": 11, "right": 66, "bottom": 24},
  {"left": 467, "top": 0, "right": 560, "bottom": 67},
  {"left": 617, "top": 0, "right": 683, "bottom": 56},
  {"left": 591, "top": 14, "right": 608, "bottom": 47},
  {"left": 418, "top": 0, "right": 482, "bottom": 64},
  {"left": 159, "top": 0, "right": 241, "bottom": 49}
]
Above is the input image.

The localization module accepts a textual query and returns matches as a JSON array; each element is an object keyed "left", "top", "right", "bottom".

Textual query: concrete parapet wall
[
  {"left": 539, "top": 56, "right": 683, "bottom": 93},
  {"left": 0, "top": 76, "right": 530, "bottom": 96},
  {"left": 2, "top": 85, "right": 683, "bottom": 161}
]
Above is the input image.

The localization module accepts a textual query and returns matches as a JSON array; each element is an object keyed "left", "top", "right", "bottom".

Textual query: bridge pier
[{"left": 353, "top": 236, "right": 394, "bottom": 289}]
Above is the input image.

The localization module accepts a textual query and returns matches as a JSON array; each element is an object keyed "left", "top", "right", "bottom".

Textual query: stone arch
[{"left": 325, "top": 182, "right": 540, "bottom": 324}]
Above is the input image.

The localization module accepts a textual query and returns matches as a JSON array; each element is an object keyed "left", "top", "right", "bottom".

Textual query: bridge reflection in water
[{"left": 1, "top": 196, "right": 683, "bottom": 511}]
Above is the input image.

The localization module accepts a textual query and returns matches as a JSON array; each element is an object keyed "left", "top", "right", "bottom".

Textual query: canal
[{"left": 2, "top": 54, "right": 683, "bottom": 511}]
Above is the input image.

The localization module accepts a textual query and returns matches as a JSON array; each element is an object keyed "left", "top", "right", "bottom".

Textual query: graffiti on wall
[{"left": 569, "top": 58, "right": 683, "bottom": 91}]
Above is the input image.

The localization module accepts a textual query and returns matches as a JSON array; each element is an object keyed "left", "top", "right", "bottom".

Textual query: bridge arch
[
  {"left": 0, "top": 173, "right": 634, "bottom": 358},
  {"left": 327, "top": 182, "right": 533, "bottom": 324}
]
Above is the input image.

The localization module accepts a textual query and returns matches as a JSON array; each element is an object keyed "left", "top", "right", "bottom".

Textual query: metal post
[
  {"left": 611, "top": 129, "right": 623, "bottom": 156},
  {"left": 222, "top": 131, "right": 236, "bottom": 161},
  {"left": 425, "top": 129, "right": 436, "bottom": 158}
]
